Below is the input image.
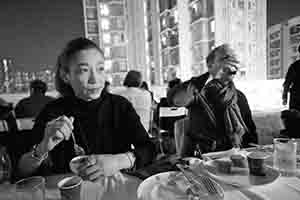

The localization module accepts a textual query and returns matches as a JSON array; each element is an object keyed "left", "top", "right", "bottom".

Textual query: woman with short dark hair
[{"left": 18, "top": 38, "right": 155, "bottom": 180}]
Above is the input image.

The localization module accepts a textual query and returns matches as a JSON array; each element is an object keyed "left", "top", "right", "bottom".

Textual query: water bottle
[{"left": 0, "top": 146, "right": 12, "bottom": 184}]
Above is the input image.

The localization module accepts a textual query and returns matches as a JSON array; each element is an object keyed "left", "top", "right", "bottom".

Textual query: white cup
[
  {"left": 69, "top": 155, "right": 90, "bottom": 174},
  {"left": 57, "top": 176, "right": 82, "bottom": 200}
]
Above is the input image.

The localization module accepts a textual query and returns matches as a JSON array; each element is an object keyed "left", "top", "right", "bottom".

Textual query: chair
[
  {"left": 158, "top": 107, "right": 187, "bottom": 155},
  {"left": 174, "top": 117, "right": 192, "bottom": 157},
  {"left": 16, "top": 118, "right": 35, "bottom": 131}
]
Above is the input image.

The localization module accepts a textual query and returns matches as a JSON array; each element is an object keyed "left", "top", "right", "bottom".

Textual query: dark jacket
[
  {"left": 27, "top": 92, "right": 155, "bottom": 175},
  {"left": 168, "top": 72, "right": 257, "bottom": 153},
  {"left": 283, "top": 60, "right": 300, "bottom": 110},
  {"left": 15, "top": 94, "right": 56, "bottom": 118}
]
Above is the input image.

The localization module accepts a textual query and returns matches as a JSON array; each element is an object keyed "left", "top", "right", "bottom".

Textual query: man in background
[
  {"left": 15, "top": 79, "right": 55, "bottom": 118},
  {"left": 282, "top": 44, "right": 300, "bottom": 111}
]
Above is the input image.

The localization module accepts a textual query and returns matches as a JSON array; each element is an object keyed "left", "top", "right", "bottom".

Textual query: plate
[
  {"left": 203, "top": 159, "right": 280, "bottom": 187},
  {"left": 137, "top": 171, "right": 224, "bottom": 200}
]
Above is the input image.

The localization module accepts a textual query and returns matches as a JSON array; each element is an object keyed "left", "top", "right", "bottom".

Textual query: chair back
[
  {"left": 16, "top": 118, "right": 35, "bottom": 131},
  {"left": 0, "top": 120, "right": 9, "bottom": 132},
  {"left": 159, "top": 107, "right": 187, "bottom": 118},
  {"left": 174, "top": 117, "right": 191, "bottom": 156}
]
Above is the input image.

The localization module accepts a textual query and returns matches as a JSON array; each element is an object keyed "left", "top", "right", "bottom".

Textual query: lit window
[
  {"left": 100, "top": 4, "right": 109, "bottom": 16},
  {"left": 101, "top": 19, "right": 110, "bottom": 30},
  {"left": 210, "top": 20, "right": 215, "bottom": 33},
  {"left": 104, "top": 47, "right": 111, "bottom": 58},
  {"left": 104, "top": 60, "right": 112, "bottom": 71},
  {"left": 162, "top": 18, "right": 166, "bottom": 27},
  {"left": 103, "top": 33, "right": 111, "bottom": 44},
  {"left": 173, "top": 9, "right": 178, "bottom": 24}
]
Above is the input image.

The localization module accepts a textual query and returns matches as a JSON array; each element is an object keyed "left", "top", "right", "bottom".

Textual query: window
[
  {"left": 110, "top": 18, "right": 125, "bottom": 30},
  {"left": 290, "top": 35, "right": 300, "bottom": 45},
  {"left": 104, "top": 47, "right": 111, "bottom": 58},
  {"left": 111, "top": 46, "right": 127, "bottom": 58},
  {"left": 87, "top": 21, "right": 99, "bottom": 33},
  {"left": 189, "top": 0, "right": 206, "bottom": 23},
  {"left": 100, "top": 4, "right": 109, "bottom": 16},
  {"left": 270, "top": 30, "right": 280, "bottom": 40},
  {"left": 101, "top": 18, "right": 110, "bottom": 30},
  {"left": 290, "top": 24, "right": 300, "bottom": 35},
  {"left": 170, "top": 47, "right": 180, "bottom": 65},
  {"left": 86, "top": 8, "right": 97, "bottom": 19},
  {"left": 86, "top": 0, "right": 96, "bottom": 7},
  {"left": 111, "top": 32, "right": 125, "bottom": 44},
  {"left": 238, "top": 0, "right": 245, "bottom": 9},
  {"left": 103, "top": 33, "right": 111, "bottom": 44},
  {"left": 109, "top": 3, "right": 124, "bottom": 16},
  {"left": 191, "top": 21, "right": 208, "bottom": 42},
  {"left": 162, "top": 50, "right": 170, "bottom": 67}
]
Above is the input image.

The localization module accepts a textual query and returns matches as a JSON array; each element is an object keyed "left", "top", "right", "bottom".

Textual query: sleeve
[
  {"left": 283, "top": 63, "right": 297, "bottom": 99},
  {"left": 122, "top": 100, "right": 156, "bottom": 168},
  {"left": 237, "top": 91, "right": 258, "bottom": 146},
  {"left": 14, "top": 101, "right": 25, "bottom": 118}
]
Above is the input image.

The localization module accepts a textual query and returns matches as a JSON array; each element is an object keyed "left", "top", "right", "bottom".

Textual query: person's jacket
[
  {"left": 25, "top": 92, "right": 155, "bottom": 176},
  {"left": 167, "top": 72, "right": 257, "bottom": 153}
]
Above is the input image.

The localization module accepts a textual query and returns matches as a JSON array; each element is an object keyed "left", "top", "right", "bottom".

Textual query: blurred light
[
  {"left": 210, "top": 20, "right": 215, "bottom": 33},
  {"left": 104, "top": 47, "right": 111, "bottom": 57},
  {"left": 103, "top": 33, "right": 111, "bottom": 44},
  {"left": 104, "top": 60, "right": 112, "bottom": 71},
  {"left": 101, "top": 19, "right": 110, "bottom": 30},
  {"left": 173, "top": 9, "right": 178, "bottom": 24},
  {"left": 100, "top": 4, "right": 109, "bottom": 16}
]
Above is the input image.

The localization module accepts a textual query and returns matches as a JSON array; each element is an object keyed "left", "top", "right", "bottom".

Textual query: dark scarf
[{"left": 196, "top": 79, "right": 248, "bottom": 147}]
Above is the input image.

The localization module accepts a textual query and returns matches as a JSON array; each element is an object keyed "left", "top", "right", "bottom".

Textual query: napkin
[{"left": 202, "top": 148, "right": 239, "bottom": 160}]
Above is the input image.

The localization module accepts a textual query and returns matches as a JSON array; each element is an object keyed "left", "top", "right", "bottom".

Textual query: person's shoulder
[
  {"left": 108, "top": 93, "right": 131, "bottom": 105},
  {"left": 43, "top": 96, "right": 70, "bottom": 109}
]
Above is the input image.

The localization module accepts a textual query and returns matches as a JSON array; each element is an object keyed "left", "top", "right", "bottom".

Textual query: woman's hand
[
  {"left": 76, "top": 154, "right": 131, "bottom": 182},
  {"left": 39, "top": 115, "right": 74, "bottom": 154}
]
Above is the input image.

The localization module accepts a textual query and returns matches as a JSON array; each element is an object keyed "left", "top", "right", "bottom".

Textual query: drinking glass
[
  {"left": 15, "top": 176, "right": 45, "bottom": 200},
  {"left": 273, "top": 138, "right": 297, "bottom": 176}
]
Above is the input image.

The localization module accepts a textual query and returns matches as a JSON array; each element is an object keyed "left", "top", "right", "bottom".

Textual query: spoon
[{"left": 71, "top": 132, "right": 85, "bottom": 156}]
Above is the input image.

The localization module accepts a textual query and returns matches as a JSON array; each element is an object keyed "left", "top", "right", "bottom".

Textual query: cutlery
[
  {"left": 176, "top": 164, "right": 224, "bottom": 199},
  {"left": 71, "top": 132, "right": 85, "bottom": 156}
]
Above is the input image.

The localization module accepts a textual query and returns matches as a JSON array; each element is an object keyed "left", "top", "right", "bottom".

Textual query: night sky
[{"left": 0, "top": 0, "right": 299, "bottom": 72}]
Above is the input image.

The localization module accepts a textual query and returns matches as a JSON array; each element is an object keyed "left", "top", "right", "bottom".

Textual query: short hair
[
  {"left": 140, "top": 81, "right": 149, "bottom": 90},
  {"left": 30, "top": 79, "right": 47, "bottom": 94},
  {"left": 123, "top": 70, "right": 142, "bottom": 87},
  {"left": 168, "top": 78, "right": 182, "bottom": 89},
  {"left": 55, "top": 37, "right": 104, "bottom": 97}
]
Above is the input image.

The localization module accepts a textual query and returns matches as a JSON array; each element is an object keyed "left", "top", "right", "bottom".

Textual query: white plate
[
  {"left": 137, "top": 171, "right": 224, "bottom": 200},
  {"left": 203, "top": 159, "right": 280, "bottom": 187}
]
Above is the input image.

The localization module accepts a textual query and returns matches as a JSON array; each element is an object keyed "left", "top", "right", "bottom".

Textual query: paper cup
[
  {"left": 58, "top": 176, "right": 82, "bottom": 200},
  {"left": 69, "top": 155, "right": 90, "bottom": 174}
]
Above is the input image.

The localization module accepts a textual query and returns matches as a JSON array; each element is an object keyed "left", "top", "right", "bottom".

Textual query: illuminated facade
[
  {"left": 82, "top": 0, "right": 147, "bottom": 86},
  {"left": 82, "top": 0, "right": 267, "bottom": 86},
  {"left": 267, "top": 16, "right": 300, "bottom": 79},
  {"left": 146, "top": 0, "right": 267, "bottom": 83}
]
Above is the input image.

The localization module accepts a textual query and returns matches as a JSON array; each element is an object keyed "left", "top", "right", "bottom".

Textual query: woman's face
[{"left": 65, "top": 48, "right": 106, "bottom": 101}]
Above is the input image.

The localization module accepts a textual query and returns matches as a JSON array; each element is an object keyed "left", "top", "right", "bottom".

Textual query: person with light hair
[{"left": 168, "top": 44, "right": 257, "bottom": 154}]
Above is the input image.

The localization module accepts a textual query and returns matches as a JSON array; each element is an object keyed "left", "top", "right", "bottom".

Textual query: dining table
[{"left": 1, "top": 147, "right": 300, "bottom": 200}]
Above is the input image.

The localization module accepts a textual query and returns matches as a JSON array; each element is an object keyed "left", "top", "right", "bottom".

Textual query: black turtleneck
[{"left": 27, "top": 92, "right": 155, "bottom": 176}]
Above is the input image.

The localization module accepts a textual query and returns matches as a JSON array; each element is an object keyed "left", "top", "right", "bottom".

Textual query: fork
[
  {"left": 177, "top": 164, "right": 225, "bottom": 199},
  {"left": 71, "top": 132, "right": 85, "bottom": 156},
  {"left": 176, "top": 164, "right": 207, "bottom": 198}
]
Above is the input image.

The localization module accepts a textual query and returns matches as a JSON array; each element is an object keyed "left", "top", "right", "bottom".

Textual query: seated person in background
[
  {"left": 15, "top": 79, "right": 56, "bottom": 118},
  {"left": 154, "top": 78, "right": 184, "bottom": 136},
  {"left": 168, "top": 44, "right": 257, "bottom": 154},
  {"left": 0, "top": 97, "right": 17, "bottom": 134},
  {"left": 280, "top": 109, "right": 300, "bottom": 138},
  {"left": 116, "top": 70, "right": 152, "bottom": 132},
  {"left": 17, "top": 38, "right": 155, "bottom": 179}
]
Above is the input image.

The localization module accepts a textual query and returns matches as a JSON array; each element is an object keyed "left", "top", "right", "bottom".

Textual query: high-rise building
[
  {"left": 267, "top": 16, "right": 300, "bottom": 79},
  {"left": 146, "top": 0, "right": 267, "bottom": 84},
  {"left": 82, "top": 0, "right": 147, "bottom": 86},
  {"left": 82, "top": 0, "right": 267, "bottom": 86}
]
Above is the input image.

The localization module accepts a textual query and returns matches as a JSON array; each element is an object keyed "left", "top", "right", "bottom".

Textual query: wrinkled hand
[
  {"left": 77, "top": 154, "right": 128, "bottom": 182},
  {"left": 40, "top": 115, "right": 74, "bottom": 153}
]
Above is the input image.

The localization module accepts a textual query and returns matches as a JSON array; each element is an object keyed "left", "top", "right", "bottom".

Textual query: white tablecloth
[{"left": 1, "top": 172, "right": 300, "bottom": 200}]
